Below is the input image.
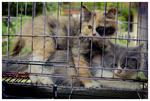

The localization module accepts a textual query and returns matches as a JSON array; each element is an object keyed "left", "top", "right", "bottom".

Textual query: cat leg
[
  {"left": 28, "top": 37, "right": 55, "bottom": 85},
  {"left": 72, "top": 56, "right": 100, "bottom": 88}
]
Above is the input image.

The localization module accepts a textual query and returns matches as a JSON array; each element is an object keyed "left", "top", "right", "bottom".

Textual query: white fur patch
[
  {"left": 95, "top": 69, "right": 114, "bottom": 78},
  {"left": 97, "top": 80, "right": 142, "bottom": 90},
  {"left": 84, "top": 80, "right": 100, "bottom": 88},
  {"left": 28, "top": 55, "right": 54, "bottom": 85}
]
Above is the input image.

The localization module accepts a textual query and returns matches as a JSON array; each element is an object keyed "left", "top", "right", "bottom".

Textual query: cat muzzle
[
  {"left": 114, "top": 69, "right": 126, "bottom": 78},
  {"left": 114, "top": 69, "right": 122, "bottom": 74},
  {"left": 114, "top": 70, "right": 133, "bottom": 78}
]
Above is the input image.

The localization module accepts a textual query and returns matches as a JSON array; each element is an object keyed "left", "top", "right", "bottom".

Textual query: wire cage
[{"left": 2, "top": 2, "right": 148, "bottom": 99}]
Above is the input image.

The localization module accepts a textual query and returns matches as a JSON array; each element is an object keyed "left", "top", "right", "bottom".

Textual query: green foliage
[
  {"left": 2, "top": 2, "right": 59, "bottom": 16},
  {"left": 137, "top": 72, "right": 147, "bottom": 80},
  {"left": 2, "top": 21, "right": 7, "bottom": 35},
  {"left": 110, "top": 39, "right": 136, "bottom": 47},
  {"left": 2, "top": 16, "right": 31, "bottom": 55}
]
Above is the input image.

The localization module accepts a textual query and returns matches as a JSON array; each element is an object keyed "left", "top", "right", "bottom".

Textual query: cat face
[
  {"left": 81, "top": 6, "right": 117, "bottom": 37},
  {"left": 102, "top": 42, "right": 143, "bottom": 78}
]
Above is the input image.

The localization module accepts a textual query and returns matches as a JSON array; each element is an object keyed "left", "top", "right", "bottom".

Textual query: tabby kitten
[
  {"left": 92, "top": 41, "right": 143, "bottom": 79},
  {"left": 90, "top": 41, "right": 145, "bottom": 89}
]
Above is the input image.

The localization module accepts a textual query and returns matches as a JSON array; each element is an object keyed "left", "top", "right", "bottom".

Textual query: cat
[
  {"left": 91, "top": 41, "right": 145, "bottom": 89},
  {"left": 11, "top": 5, "right": 117, "bottom": 88}
]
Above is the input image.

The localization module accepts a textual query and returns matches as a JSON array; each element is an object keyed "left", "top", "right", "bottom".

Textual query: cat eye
[
  {"left": 88, "top": 25, "right": 93, "bottom": 29},
  {"left": 122, "top": 58, "right": 138, "bottom": 69},
  {"left": 121, "top": 64, "right": 127, "bottom": 69}
]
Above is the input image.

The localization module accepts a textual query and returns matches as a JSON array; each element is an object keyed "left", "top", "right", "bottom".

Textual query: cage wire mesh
[{"left": 2, "top": 2, "right": 148, "bottom": 98}]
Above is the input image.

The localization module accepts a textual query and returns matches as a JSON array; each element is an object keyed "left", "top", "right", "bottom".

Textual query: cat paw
[
  {"left": 30, "top": 75, "right": 39, "bottom": 84},
  {"left": 84, "top": 81, "right": 100, "bottom": 88},
  {"left": 30, "top": 76, "right": 53, "bottom": 85}
]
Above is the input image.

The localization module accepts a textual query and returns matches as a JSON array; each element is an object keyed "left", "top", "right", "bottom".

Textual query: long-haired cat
[{"left": 12, "top": 5, "right": 117, "bottom": 88}]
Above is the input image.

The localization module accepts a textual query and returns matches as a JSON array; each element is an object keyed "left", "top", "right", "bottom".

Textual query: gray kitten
[
  {"left": 92, "top": 41, "right": 144, "bottom": 79},
  {"left": 91, "top": 41, "right": 145, "bottom": 89}
]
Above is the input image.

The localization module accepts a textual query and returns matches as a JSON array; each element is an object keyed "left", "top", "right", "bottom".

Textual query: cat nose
[
  {"left": 116, "top": 69, "right": 122, "bottom": 74},
  {"left": 114, "top": 69, "right": 122, "bottom": 74},
  {"left": 92, "top": 33, "right": 96, "bottom": 36}
]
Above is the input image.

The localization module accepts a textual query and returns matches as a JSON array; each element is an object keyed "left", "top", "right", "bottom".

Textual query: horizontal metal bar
[
  {"left": 2, "top": 16, "right": 140, "bottom": 25},
  {"left": 2, "top": 16, "right": 30, "bottom": 19},
  {"left": 2, "top": 71, "right": 147, "bottom": 83},
  {"left": 2, "top": 34, "right": 148, "bottom": 41},
  {"left": 2, "top": 59, "right": 148, "bottom": 72}
]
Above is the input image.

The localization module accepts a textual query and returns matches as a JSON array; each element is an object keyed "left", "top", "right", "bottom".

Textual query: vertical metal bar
[
  {"left": 20, "top": 3, "right": 23, "bottom": 37},
  {"left": 127, "top": 2, "right": 131, "bottom": 46},
  {"left": 59, "top": 3, "right": 62, "bottom": 15},
  {"left": 89, "top": 2, "right": 96, "bottom": 68},
  {"left": 113, "top": 3, "right": 118, "bottom": 78},
  {"left": 56, "top": 2, "right": 60, "bottom": 49},
  {"left": 145, "top": 3, "right": 148, "bottom": 77},
  {"left": 54, "top": 2, "right": 60, "bottom": 75},
  {"left": 15, "top": 2, "right": 18, "bottom": 69},
  {"left": 66, "top": 3, "right": 71, "bottom": 76},
  {"left": 15, "top": 2, "right": 18, "bottom": 34},
  {"left": 138, "top": 3, "right": 142, "bottom": 75},
  {"left": 138, "top": 3, "right": 148, "bottom": 77},
  {"left": 6, "top": 2, "right": 10, "bottom": 69},
  {"left": 76, "top": 2, "right": 83, "bottom": 76},
  {"left": 118, "top": 3, "right": 123, "bottom": 38},
  {"left": 103, "top": 2, "right": 107, "bottom": 37},
  {"left": 30, "top": 2, "right": 36, "bottom": 73},
  {"left": 42, "top": 2, "right": 46, "bottom": 74},
  {"left": 79, "top": 2, "right": 83, "bottom": 34},
  {"left": 136, "top": 2, "right": 140, "bottom": 78},
  {"left": 19, "top": 3, "right": 23, "bottom": 70},
  {"left": 101, "top": 2, "right": 107, "bottom": 77},
  {"left": 139, "top": 3, "right": 142, "bottom": 46},
  {"left": 136, "top": 3, "right": 140, "bottom": 46},
  {"left": 125, "top": 2, "right": 131, "bottom": 71},
  {"left": 67, "top": 3, "right": 71, "bottom": 64},
  {"left": 25, "top": 2, "right": 27, "bottom": 16}
]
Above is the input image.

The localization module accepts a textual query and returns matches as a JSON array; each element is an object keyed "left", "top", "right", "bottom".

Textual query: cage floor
[{"left": 2, "top": 81, "right": 148, "bottom": 99}]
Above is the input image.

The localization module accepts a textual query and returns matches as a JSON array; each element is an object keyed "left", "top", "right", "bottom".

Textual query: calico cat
[{"left": 12, "top": 5, "right": 117, "bottom": 88}]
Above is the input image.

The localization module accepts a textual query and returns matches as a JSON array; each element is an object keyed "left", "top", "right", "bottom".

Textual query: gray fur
[{"left": 92, "top": 42, "right": 143, "bottom": 79}]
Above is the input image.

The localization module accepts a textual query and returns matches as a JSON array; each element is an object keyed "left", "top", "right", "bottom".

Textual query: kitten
[
  {"left": 92, "top": 41, "right": 143, "bottom": 79},
  {"left": 91, "top": 41, "right": 144, "bottom": 89}
]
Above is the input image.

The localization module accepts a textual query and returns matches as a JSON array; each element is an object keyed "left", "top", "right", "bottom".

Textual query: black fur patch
[
  {"left": 83, "top": 41, "right": 107, "bottom": 62},
  {"left": 48, "top": 20, "right": 57, "bottom": 28},
  {"left": 96, "top": 26, "right": 116, "bottom": 36}
]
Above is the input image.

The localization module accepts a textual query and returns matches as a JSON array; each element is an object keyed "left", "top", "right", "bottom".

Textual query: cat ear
[
  {"left": 106, "top": 8, "right": 117, "bottom": 19},
  {"left": 81, "top": 5, "right": 92, "bottom": 22}
]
